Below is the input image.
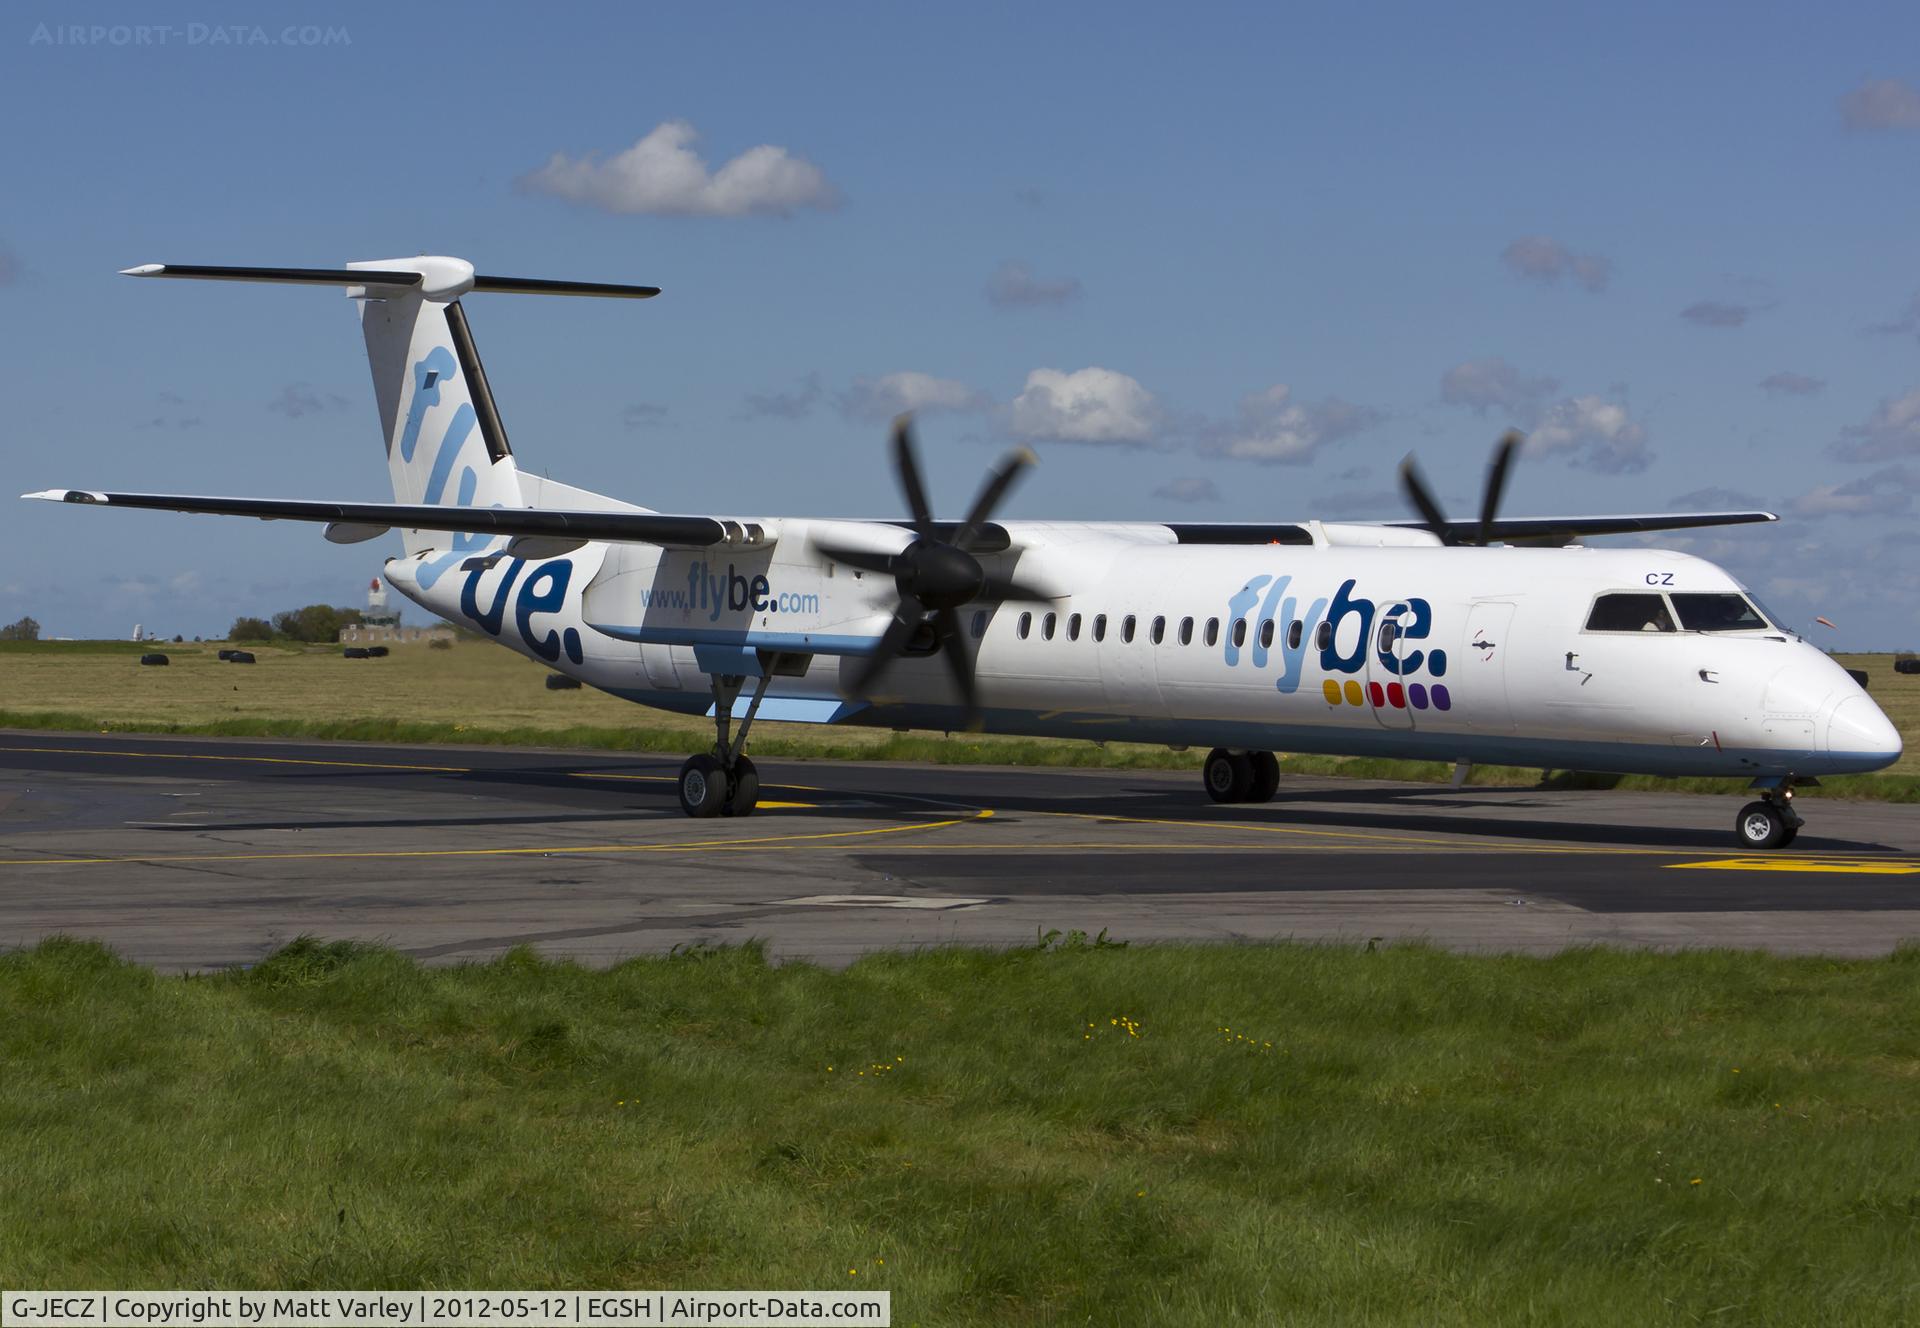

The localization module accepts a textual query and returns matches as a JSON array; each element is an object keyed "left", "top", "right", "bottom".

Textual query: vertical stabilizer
[{"left": 351, "top": 257, "right": 523, "bottom": 554}]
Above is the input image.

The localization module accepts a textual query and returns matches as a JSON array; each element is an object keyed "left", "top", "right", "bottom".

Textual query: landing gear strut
[
  {"left": 1204, "top": 748, "right": 1279, "bottom": 804},
  {"left": 1734, "top": 781, "right": 1803, "bottom": 850},
  {"left": 677, "top": 673, "right": 771, "bottom": 818}
]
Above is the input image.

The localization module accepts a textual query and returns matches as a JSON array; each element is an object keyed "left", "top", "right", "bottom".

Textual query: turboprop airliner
[{"left": 22, "top": 256, "right": 1902, "bottom": 848}]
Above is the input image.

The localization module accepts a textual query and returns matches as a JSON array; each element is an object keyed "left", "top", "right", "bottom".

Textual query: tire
[
  {"left": 139, "top": 653, "right": 169, "bottom": 666},
  {"left": 229, "top": 651, "right": 255, "bottom": 664},
  {"left": 217, "top": 649, "right": 236, "bottom": 661},
  {"left": 678, "top": 754, "right": 729, "bottom": 818},
  {"left": 1735, "top": 800, "right": 1789, "bottom": 851},
  {"left": 726, "top": 756, "right": 760, "bottom": 818},
  {"left": 1204, "top": 748, "right": 1253, "bottom": 804},
  {"left": 1780, "top": 824, "right": 1799, "bottom": 847},
  {"left": 343, "top": 647, "right": 369, "bottom": 659},
  {"left": 1247, "top": 751, "right": 1281, "bottom": 803},
  {"left": 367, "top": 646, "right": 390, "bottom": 658}
]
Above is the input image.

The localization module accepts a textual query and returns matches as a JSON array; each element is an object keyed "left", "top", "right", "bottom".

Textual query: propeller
[
  {"left": 1398, "top": 429, "right": 1523, "bottom": 546},
  {"left": 815, "top": 416, "right": 1047, "bottom": 724}
]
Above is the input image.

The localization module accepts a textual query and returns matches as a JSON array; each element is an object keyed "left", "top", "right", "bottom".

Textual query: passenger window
[
  {"left": 1316, "top": 621, "right": 1332, "bottom": 650},
  {"left": 1205, "top": 617, "right": 1220, "bottom": 647},
  {"left": 1067, "top": 612, "right": 1082, "bottom": 641},
  {"left": 1178, "top": 616, "right": 1194, "bottom": 646},
  {"left": 1586, "top": 593, "right": 1676, "bottom": 633},
  {"left": 1232, "top": 619, "right": 1247, "bottom": 648},
  {"left": 1042, "top": 612, "right": 1057, "bottom": 641},
  {"left": 1287, "top": 619, "right": 1303, "bottom": 650},
  {"left": 1151, "top": 615, "right": 1166, "bottom": 645},
  {"left": 1259, "top": 619, "right": 1275, "bottom": 649},
  {"left": 1122, "top": 615, "right": 1137, "bottom": 643},
  {"left": 1018, "top": 611, "right": 1032, "bottom": 640},
  {"left": 1093, "top": 614, "right": 1107, "bottom": 643}
]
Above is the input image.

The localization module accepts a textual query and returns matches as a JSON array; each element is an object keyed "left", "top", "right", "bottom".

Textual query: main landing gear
[
  {"left": 1734, "top": 780, "right": 1804, "bottom": 850},
  {"left": 1203, "top": 747, "right": 1280, "bottom": 804},
  {"left": 677, "top": 673, "right": 770, "bottom": 818}
]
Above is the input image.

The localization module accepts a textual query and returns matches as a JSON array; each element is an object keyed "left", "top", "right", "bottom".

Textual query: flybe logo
[
  {"left": 1224, "top": 575, "right": 1454, "bottom": 711},
  {"left": 634, "top": 562, "right": 822, "bottom": 622}
]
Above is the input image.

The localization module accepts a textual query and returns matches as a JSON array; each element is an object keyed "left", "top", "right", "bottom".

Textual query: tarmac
[{"left": 2, "top": 730, "right": 1917, "bottom": 970}]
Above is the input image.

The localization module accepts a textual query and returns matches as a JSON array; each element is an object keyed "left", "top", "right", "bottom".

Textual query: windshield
[{"left": 1670, "top": 592, "right": 1770, "bottom": 632}]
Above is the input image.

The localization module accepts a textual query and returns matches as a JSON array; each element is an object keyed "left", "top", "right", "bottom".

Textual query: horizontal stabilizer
[
  {"left": 121, "top": 262, "right": 659, "bottom": 299},
  {"left": 22, "top": 489, "right": 747, "bottom": 549}
]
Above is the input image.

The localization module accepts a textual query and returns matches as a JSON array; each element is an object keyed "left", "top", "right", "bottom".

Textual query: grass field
[
  {"left": 3, "top": 936, "right": 1919, "bottom": 1323},
  {"left": 0, "top": 638, "right": 1915, "bottom": 796}
]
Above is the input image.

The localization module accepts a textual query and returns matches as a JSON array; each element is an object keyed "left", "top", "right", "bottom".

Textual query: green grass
[
  {"left": 4, "top": 936, "right": 1920, "bottom": 1322},
  {"left": 1, "top": 640, "right": 1915, "bottom": 799}
]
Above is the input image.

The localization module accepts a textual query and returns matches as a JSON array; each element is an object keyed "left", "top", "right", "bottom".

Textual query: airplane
[{"left": 21, "top": 255, "right": 1903, "bottom": 850}]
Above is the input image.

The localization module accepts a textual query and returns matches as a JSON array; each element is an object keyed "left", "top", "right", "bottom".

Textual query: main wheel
[
  {"left": 1247, "top": 751, "right": 1281, "bottom": 803},
  {"left": 678, "top": 754, "right": 729, "bottom": 818},
  {"left": 1734, "top": 800, "right": 1789, "bottom": 850},
  {"left": 726, "top": 756, "right": 760, "bottom": 818},
  {"left": 1204, "top": 748, "right": 1253, "bottom": 803}
]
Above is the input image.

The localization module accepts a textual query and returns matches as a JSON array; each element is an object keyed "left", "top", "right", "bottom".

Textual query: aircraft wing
[
  {"left": 1384, "top": 510, "right": 1779, "bottom": 543},
  {"left": 20, "top": 488, "right": 740, "bottom": 548}
]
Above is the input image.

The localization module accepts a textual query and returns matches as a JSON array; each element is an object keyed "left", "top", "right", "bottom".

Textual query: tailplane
[{"left": 120, "top": 257, "right": 659, "bottom": 553}]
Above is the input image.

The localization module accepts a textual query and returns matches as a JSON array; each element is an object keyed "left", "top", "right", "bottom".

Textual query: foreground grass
[
  {"left": 4, "top": 937, "right": 1920, "bottom": 1323},
  {"left": 1, "top": 640, "right": 1915, "bottom": 798}
]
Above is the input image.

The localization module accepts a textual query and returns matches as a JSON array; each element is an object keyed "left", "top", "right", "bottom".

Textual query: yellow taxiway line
[{"left": 1667, "top": 857, "right": 1920, "bottom": 875}]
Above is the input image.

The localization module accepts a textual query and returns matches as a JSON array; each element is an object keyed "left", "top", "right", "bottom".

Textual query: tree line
[{"left": 229, "top": 604, "right": 365, "bottom": 643}]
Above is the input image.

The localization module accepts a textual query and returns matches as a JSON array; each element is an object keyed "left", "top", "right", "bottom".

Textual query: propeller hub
[{"left": 899, "top": 539, "right": 985, "bottom": 610}]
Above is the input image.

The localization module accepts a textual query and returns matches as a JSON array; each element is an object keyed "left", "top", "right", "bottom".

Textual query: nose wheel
[
  {"left": 1204, "top": 748, "right": 1280, "bottom": 803},
  {"left": 1734, "top": 784, "right": 1803, "bottom": 850}
]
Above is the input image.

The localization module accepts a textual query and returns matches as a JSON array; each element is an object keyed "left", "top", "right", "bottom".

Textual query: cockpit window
[
  {"left": 1586, "top": 592, "right": 1676, "bottom": 633},
  {"left": 1671, "top": 593, "right": 1769, "bottom": 632}
]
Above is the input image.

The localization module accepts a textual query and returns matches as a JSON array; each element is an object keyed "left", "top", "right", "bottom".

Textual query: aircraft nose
[{"left": 1827, "top": 694, "right": 1902, "bottom": 769}]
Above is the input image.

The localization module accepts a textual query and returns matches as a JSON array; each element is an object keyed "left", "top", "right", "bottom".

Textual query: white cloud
[
  {"left": 1526, "top": 395, "right": 1651, "bottom": 473},
  {"left": 1830, "top": 388, "right": 1920, "bottom": 462},
  {"left": 1681, "top": 301, "right": 1755, "bottom": 328},
  {"left": 839, "top": 371, "right": 988, "bottom": 422},
  {"left": 1790, "top": 466, "right": 1917, "bottom": 518},
  {"left": 740, "top": 373, "right": 823, "bottom": 421},
  {"left": 1439, "top": 357, "right": 1559, "bottom": 415},
  {"left": 622, "top": 402, "right": 669, "bottom": 430},
  {"left": 267, "top": 383, "right": 349, "bottom": 418},
  {"left": 1501, "top": 236, "right": 1612, "bottom": 292},
  {"left": 985, "top": 260, "right": 1082, "bottom": 310},
  {"left": 1669, "top": 486, "right": 1766, "bottom": 511},
  {"left": 1152, "top": 476, "right": 1220, "bottom": 504},
  {"left": 519, "top": 120, "right": 840, "bottom": 218},
  {"left": 1759, "top": 371, "right": 1825, "bottom": 397},
  {"left": 1009, "top": 367, "right": 1163, "bottom": 446},
  {"left": 1199, "top": 385, "right": 1384, "bottom": 464},
  {"left": 1868, "top": 292, "right": 1920, "bottom": 339},
  {"left": 1840, "top": 77, "right": 1920, "bottom": 130}
]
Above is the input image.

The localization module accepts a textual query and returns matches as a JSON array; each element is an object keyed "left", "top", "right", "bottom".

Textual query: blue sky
[{"left": 3, "top": 1, "right": 1917, "bottom": 645}]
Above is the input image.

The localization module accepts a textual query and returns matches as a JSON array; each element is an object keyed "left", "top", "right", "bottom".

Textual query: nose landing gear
[
  {"left": 1203, "top": 748, "right": 1280, "bottom": 804},
  {"left": 1734, "top": 780, "right": 1804, "bottom": 850}
]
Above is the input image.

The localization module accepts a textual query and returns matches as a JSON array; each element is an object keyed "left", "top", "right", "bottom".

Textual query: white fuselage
[{"left": 383, "top": 520, "right": 1901, "bottom": 781}]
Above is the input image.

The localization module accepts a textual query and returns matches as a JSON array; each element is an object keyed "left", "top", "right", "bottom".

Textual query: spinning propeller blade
[{"left": 824, "top": 415, "right": 1040, "bottom": 726}]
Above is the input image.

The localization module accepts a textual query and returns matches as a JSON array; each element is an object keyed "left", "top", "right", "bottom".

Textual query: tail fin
[{"left": 121, "top": 257, "right": 659, "bottom": 554}]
